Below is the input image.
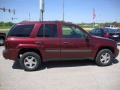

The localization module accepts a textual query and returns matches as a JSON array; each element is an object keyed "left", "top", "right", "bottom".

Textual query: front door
[{"left": 60, "top": 24, "right": 92, "bottom": 59}]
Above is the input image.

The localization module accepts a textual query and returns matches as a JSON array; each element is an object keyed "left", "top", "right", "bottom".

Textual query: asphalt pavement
[{"left": 0, "top": 46, "right": 120, "bottom": 90}]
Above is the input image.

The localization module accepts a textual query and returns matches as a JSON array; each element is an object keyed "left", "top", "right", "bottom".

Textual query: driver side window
[{"left": 62, "top": 25, "right": 86, "bottom": 39}]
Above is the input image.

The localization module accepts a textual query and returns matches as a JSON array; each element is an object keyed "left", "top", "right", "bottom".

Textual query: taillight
[{"left": 104, "top": 33, "right": 110, "bottom": 38}]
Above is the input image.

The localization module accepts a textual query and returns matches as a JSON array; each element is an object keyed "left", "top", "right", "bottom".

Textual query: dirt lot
[{"left": 0, "top": 46, "right": 120, "bottom": 90}]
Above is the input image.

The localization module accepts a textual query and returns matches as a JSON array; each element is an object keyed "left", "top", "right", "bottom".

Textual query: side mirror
[{"left": 85, "top": 34, "right": 91, "bottom": 41}]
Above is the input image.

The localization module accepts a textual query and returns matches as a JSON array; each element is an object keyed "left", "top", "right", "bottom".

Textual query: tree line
[
  {"left": 80, "top": 22, "right": 120, "bottom": 28},
  {"left": 0, "top": 22, "right": 14, "bottom": 28},
  {"left": 0, "top": 21, "right": 120, "bottom": 29}
]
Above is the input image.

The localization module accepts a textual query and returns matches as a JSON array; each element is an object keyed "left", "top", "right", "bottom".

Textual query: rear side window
[
  {"left": 37, "top": 24, "right": 57, "bottom": 38},
  {"left": 8, "top": 24, "right": 34, "bottom": 37}
]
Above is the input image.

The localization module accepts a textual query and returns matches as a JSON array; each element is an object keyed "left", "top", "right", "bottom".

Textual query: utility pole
[
  {"left": 39, "top": 0, "right": 44, "bottom": 21},
  {"left": 29, "top": 12, "right": 31, "bottom": 21},
  {"left": 62, "top": 0, "right": 64, "bottom": 21},
  {"left": 92, "top": 8, "right": 96, "bottom": 28}
]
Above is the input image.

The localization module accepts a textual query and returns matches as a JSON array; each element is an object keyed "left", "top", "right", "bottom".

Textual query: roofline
[{"left": 19, "top": 20, "right": 74, "bottom": 24}]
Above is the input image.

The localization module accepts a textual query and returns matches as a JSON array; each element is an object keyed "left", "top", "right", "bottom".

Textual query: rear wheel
[
  {"left": 19, "top": 52, "right": 41, "bottom": 71},
  {"left": 95, "top": 49, "right": 113, "bottom": 66}
]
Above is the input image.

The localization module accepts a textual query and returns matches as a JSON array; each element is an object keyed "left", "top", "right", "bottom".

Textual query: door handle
[
  {"left": 35, "top": 41, "right": 41, "bottom": 44},
  {"left": 63, "top": 42, "right": 69, "bottom": 44}
]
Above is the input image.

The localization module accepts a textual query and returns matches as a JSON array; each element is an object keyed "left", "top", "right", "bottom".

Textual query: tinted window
[
  {"left": 37, "top": 24, "right": 57, "bottom": 38},
  {"left": 62, "top": 25, "right": 86, "bottom": 38},
  {"left": 8, "top": 24, "right": 34, "bottom": 37}
]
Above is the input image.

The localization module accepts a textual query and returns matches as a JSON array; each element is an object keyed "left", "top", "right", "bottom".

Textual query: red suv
[{"left": 3, "top": 21, "right": 119, "bottom": 71}]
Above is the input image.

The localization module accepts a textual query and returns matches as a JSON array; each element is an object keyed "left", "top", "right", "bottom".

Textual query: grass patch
[
  {"left": 0, "top": 26, "right": 11, "bottom": 29},
  {"left": 0, "top": 26, "right": 11, "bottom": 34},
  {"left": 0, "top": 29, "right": 10, "bottom": 34},
  {"left": 83, "top": 28, "right": 93, "bottom": 32}
]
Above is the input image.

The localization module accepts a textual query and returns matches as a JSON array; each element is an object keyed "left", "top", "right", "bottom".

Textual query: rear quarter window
[{"left": 8, "top": 24, "right": 34, "bottom": 37}]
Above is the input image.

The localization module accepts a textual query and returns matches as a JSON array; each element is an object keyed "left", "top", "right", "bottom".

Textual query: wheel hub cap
[
  {"left": 24, "top": 56, "right": 37, "bottom": 69},
  {"left": 100, "top": 53, "right": 111, "bottom": 64}
]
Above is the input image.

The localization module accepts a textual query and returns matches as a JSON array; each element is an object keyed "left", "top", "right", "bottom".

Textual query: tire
[
  {"left": 19, "top": 52, "right": 41, "bottom": 71},
  {"left": 95, "top": 49, "right": 113, "bottom": 66},
  {"left": 0, "top": 37, "right": 4, "bottom": 46}
]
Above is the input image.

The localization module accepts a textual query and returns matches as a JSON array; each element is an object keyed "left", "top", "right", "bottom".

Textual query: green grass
[
  {"left": 0, "top": 26, "right": 11, "bottom": 34},
  {"left": 0, "top": 26, "right": 11, "bottom": 29},
  {"left": 0, "top": 29, "right": 10, "bottom": 34},
  {"left": 83, "top": 28, "right": 93, "bottom": 32}
]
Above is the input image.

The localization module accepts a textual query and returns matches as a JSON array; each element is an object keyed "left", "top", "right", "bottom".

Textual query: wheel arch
[
  {"left": 18, "top": 48, "right": 43, "bottom": 61},
  {"left": 95, "top": 46, "right": 114, "bottom": 59}
]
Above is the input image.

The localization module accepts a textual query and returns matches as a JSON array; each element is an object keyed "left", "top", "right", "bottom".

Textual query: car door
[
  {"left": 60, "top": 24, "right": 92, "bottom": 60},
  {"left": 35, "top": 23, "right": 61, "bottom": 61}
]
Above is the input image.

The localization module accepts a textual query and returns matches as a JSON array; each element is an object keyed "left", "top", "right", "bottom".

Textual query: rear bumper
[{"left": 3, "top": 49, "right": 18, "bottom": 60}]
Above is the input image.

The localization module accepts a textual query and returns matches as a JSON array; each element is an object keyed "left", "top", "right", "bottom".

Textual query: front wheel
[
  {"left": 19, "top": 52, "right": 41, "bottom": 71},
  {"left": 95, "top": 49, "right": 113, "bottom": 66}
]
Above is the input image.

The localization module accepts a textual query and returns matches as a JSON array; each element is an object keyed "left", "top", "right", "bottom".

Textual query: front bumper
[{"left": 3, "top": 49, "right": 18, "bottom": 60}]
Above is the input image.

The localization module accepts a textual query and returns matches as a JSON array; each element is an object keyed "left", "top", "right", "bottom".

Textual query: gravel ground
[{"left": 0, "top": 46, "right": 120, "bottom": 90}]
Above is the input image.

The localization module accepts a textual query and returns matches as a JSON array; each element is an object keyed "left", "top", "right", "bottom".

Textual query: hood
[
  {"left": 91, "top": 35, "right": 115, "bottom": 42},
  {"left": 90, "top": 35, "right": 117, "bottom": 47}
]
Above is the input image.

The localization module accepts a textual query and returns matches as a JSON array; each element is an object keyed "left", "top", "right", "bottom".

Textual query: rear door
[
  {"left": 35, "top": 23, "right": 61, "bottom": 61},
  {"left": 60, "top": 24, "right": 92, "bottom": 59}
]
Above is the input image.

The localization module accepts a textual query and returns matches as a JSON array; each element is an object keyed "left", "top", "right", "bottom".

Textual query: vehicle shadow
[
  {"left": 112, "top": 59, "right": 119, "bottom": 64},
  {"left": 12, "top": 59, "right": 119, "bottom": 71},
  {"left": 12, "top": 60, "right": 22, "bottom": 70},
  {"left": 43, "top": 60, "right": 95, "bottom": 69}
]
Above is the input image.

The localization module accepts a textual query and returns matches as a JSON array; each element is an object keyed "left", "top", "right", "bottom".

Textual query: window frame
[
  {"left": 61, "top": 24, "right": 87, "bottom": 39},
  {"left": 37, "top": 24, "right": 58, "bottom": 38}
]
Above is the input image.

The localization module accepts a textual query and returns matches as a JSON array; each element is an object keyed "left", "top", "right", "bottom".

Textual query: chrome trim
[
  {"left": 47, "top": 57, "right": 93, "bottom": 61},
  {"left": 61, "top": 50, "right": 92, "bottom": 53},
  {"left": 46, "top": 50, "right": 92, "bottom": 53},
  {"left": 46, "top": 50, "right": 60, "bottom": 52}
]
